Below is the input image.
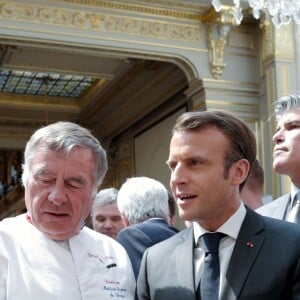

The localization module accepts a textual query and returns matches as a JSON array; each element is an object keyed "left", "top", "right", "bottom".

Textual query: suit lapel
[
  {"left": 273, "top": 194, "right": 290, "bottom": 219},
  {"left": 174, "top": 228, "right": 196, "bottom": 296},
  {"left": 223, "top": 209, "right": 265, "bottom": 299},
  {"left": 257, "top": 193, "right": 290, "bottom": 220}
]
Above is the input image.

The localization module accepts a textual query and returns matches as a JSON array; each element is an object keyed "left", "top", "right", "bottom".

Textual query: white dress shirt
[
  {"left": 285, "top": 183, "right": 300, "bottom": 222},
  {"left": 193, "top": 203, "right": 247, "bottom": 297},
  {"left": 289, "top": 183, "right": 300, "bottom": 209}
]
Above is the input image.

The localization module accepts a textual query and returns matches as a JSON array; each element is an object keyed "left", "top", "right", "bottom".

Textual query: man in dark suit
[
  {"left": 116, "top": 176, "right": 179, "bottom": 279},
  {"left": 136, "top": 110, "right": 300, "bottom": 300},
  {"left": 257, "top": 94, "right": 300, "bottom": 223}
]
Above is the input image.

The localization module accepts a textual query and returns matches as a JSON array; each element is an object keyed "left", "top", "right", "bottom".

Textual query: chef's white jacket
[{"left": 0, "top": 214, "right": 135, "bottom": 299}]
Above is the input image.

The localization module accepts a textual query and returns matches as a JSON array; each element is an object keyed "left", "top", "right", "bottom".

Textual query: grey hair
[
  {"left": 273, "top": 94, "right": 300, "bottom": 121},
  {"left": 22, "top": 121, "right": 108, "bottom": 189},
  {"left": 91, "top": 187, "right": 119, "bottom": 215},
  {"left": 117, "top": 176, "right": 169, "bottom": 225}
]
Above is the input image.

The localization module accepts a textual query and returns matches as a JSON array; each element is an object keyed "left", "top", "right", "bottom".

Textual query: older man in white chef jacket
[{"left": 0, "top": 121, "right": 135, "bottom": 300}]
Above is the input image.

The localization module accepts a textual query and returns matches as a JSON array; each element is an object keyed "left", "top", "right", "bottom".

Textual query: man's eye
[
  {"left": 38, "top": 177, "right": 53, "bottom": 184},
  {"left": 189, "top": 159, "right": 201, "bottom": 166},
  {"left": 167, "top": 163, "right": 176, "bottom": 171},
  {"left": 188, "top": 159, "right": 203, "bottom": 167},
  {"left": 66, "top": 181, "right": 84, "bottom": 189},
  {"left": 67, "top": 183, "right": 80, "bottom": 189},
  {"left": 289, "top": 124, "right": 300, "bottom": 130}
]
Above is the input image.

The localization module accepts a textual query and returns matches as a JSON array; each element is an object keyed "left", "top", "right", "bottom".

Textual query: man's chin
[
  {"left": 273, "top": 163, "right": 288, "bottom": 175},
  {"left": 39, "top": 224, "right": 79, "bottom": 240},
  {"left": 45, "top": 230, "right": 76, "bottom": 241}
]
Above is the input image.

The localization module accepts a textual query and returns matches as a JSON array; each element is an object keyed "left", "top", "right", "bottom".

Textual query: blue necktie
[{"left": 199, "top": 232, "right": 225, "bottom": 300}]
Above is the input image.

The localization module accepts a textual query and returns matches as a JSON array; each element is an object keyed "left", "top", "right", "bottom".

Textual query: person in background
[
  {"left": 0, "top": 121, "right": 135, "bottom": 299},
  {"left": 116, "top": 176, "right": 178, "bottom": 279},
  {"left": 240, "top": 158, "right": 264, "bottom": 209},
  {"left": 167, "top": 191, "right": 179, "bottom": 228},
  {"left": 91, "top": 187, "right": 124, "bottom": 239},
  {"left": 257, "top": 94, "right": 300, "bottom": 223},
  {"left": 136, "top": 110, "right": 300, "bottom": 300}
]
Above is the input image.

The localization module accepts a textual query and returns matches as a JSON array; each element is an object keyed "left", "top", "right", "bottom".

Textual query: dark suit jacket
[
  {"left": 136, "top": 209, "right": 300, "bottom": 300},
  {"left": 116, "top": 218, "right": 179, "bottom": 279}
]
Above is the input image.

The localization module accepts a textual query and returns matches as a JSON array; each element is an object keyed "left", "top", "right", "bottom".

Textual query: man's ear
[
  {"left": 231, "top": 159, "right": 250, "bottom": 186},
  {"left": 121, "top": 214, "right": 130, "bottom": 227}
]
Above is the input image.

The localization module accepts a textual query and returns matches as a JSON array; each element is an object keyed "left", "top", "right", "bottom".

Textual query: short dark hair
[
  {"left": 172, "top": 110, "right": 257, "bottom": 189},
  {"left": 241, "top": 159, "right": 264, "bottom": 192}
]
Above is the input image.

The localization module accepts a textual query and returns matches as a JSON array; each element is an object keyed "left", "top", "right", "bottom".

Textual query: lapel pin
[{"left": 246, "top": 242, "right": 254, "bottom": 248}]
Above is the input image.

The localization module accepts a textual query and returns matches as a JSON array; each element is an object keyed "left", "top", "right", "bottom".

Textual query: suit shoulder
[
  {"left": 262, "top": 214, "right": 300, "bottom": 236},
  {"left": 246, "top": 209, "right": 300, "bottom": 241},
  {"left": 116, "top": 224, "right": 146, "bottom": 241},
  {"left": 256, "top": 194, "right": 289, "bottom": 215},
  {"left": 258, "top": 194, "right": 289, "bottom": 209},
  {"left": 145, "top": 227, "right": 190, "bottom": 253}
]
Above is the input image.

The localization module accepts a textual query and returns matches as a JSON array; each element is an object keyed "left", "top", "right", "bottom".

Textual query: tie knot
[{"left": 200, "top": 232, "right": 225, "bottom": 254}]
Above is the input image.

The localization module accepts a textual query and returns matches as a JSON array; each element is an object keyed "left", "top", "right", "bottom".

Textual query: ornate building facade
[{"left": 0, "top": 0, "right": 298, "bottom": 220}]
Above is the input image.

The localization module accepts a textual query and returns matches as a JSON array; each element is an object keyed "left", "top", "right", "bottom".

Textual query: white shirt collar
[
  {"left": 291, "top": 183, "right": 300, "bottom": 205},
  {"left": 193, "top": 202, "right": 247, "bottom": 245}
]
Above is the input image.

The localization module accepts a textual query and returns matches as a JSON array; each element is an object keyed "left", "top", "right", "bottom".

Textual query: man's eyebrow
[
  {"left": 33, "top": 168, "right": 52, "bottom": 176},
  {"left": 287, "top": 119, "right": 300, "bottom": 124},
  {"left": 282, "top": 119, "right": 300, "bottom": 127},
  {"left": 33, "top": 168, "right": 87, "bottom": 185}
]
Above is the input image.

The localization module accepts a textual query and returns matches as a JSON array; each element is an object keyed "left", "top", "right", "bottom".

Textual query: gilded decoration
[
  {"left": 260, "top": 19, "right": 294, "bottom": 62},
  {"left": 275, "top": 24, "right": 294, "bottom": 59},
  {"left": 58, "top": 0, "right": 205, "bottom": 20},
  {"left": 260, "top": 20, "right": 274, "bottom": 62},
  {"left": 0, "top": 1, "right": 202, "bottom": 43},
  {"left": 203, "top": 8, "right": 237, "bottom": 79}
]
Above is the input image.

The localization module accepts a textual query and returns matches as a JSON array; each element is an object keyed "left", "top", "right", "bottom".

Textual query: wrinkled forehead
[{"left": 93, "top": 202, "right": 121, "bottom": 215}]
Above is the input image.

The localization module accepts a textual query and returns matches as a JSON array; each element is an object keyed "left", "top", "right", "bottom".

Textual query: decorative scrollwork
[{"left": 0, "top": 1, "right": 202, "bottom": 42}]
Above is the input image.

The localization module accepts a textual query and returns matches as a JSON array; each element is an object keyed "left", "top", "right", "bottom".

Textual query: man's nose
[
  {"left": 170, "top": 163, "right": 187, "bottom": 186},
  {"left": 48, "top": 182, "right": 67, "bottom": 206},
  {"left": 273, "top": 129, "right": 284, "bottom": 144},
  {"left": 103, "top": 220, "right": 114, "bottom": 228}
]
